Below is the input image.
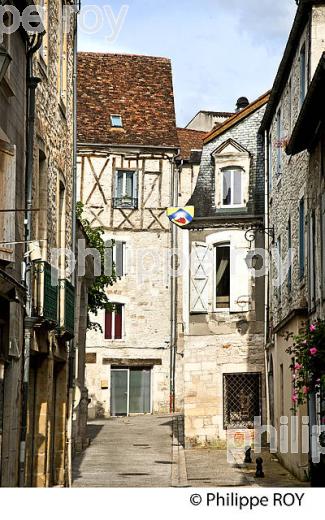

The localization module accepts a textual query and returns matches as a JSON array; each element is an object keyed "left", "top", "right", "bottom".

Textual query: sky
[{"left": 78, "top": 0, "right": 297, "bottom": 127}]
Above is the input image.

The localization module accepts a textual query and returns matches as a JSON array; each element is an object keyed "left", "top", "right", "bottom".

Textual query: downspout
[
  {"left": 169, "top": 153, "right": 181, "bottom": 413},
  {"left": 264, "top": 130, "right": 271, "bottom": 430},
  {"left": 19, "top": 33, "right": 43, "bottom": 487},
  {"left": 66, "top": 2, "right": 80, "bottom": 488}
]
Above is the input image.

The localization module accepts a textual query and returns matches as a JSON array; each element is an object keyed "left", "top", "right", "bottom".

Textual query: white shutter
[
  {"left": 230, "top": 239, "right": 251, "bottom": 312},
  {"left": 190, "top": 241, "right": 210, "bottom": 313}
]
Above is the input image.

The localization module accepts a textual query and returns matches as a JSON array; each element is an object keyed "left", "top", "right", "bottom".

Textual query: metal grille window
[{"left": 223, "top": 373, "right": 262, "bottom": 429}]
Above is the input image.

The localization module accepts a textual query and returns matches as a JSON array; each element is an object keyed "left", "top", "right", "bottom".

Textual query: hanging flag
[{"left": 166, "top": 206, "right": 194, "bottom": 227}]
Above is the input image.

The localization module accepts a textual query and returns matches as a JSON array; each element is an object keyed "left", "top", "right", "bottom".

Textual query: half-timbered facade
[{"left": 77, "top": 53, "right": 183, "bottom": 416}]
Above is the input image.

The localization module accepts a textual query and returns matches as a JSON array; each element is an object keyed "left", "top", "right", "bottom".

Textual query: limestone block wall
[
  {"left": 182, "top": 227, "right": 266, "bottom": 446},
  {"left": 268, "top": 6, "right": 325, "bottom": 328}
]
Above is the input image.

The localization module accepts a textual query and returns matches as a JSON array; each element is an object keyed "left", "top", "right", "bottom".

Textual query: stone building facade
[
  {"left": 0, "top": 1, "right": 28, "bottom": 487},
  {"left": 181, "top": 93, "right": 269, "bottom": 446},
  {"left": 23, "top": 1, "right": 77, "bottom": 487},
  {"left": 1, "top": 1, "right": 78, "bottom": 488},
  {"left": 77, "top": 53, "right": 206, "bottom": 419},
  {"left": 260, "top": 0, "right": 325, "bottom": 481}
]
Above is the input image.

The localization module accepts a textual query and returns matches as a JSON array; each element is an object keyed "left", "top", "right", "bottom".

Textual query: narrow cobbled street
[
  {"left": 73, "top": 416, "right": 309, "bottom": 488},
  {"left": 73, "top": 416, "right": 176, "bottom": 487}
]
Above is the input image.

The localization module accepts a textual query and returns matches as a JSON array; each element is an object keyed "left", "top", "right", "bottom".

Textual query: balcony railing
[
  {"left": 113, "top": 197, "right": 138, "bottom": 209},
  {"left": 58, "top": 279, "right": 75, "bottom": 338},
  {"left": 32, "top": 261, "right": 58, "bottom": 324}
]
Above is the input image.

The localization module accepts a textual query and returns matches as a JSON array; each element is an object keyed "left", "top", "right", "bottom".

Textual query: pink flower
[
  {"left": 303, "top": 340, "right": 308, "bottom": 345},
  {"left": 294, "top": 363, "right": 303, "bottom": 371},
  {"left": 291, "top": 394, "right": 298, "bottom": 403},
  {"left": 303, "top": 386, "right": 309, "bottom": 395},
  {"left": 309, "top": 347, "right": 318, "bottom": 356},
  {"left": 310, "top": 324, "right": 316, "bottom": 332}
]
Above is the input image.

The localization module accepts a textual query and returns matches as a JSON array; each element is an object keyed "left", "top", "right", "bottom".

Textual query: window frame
[
  {"left": 276, "top": 108, "right": 282, "bottom": 175},
  {"left": 110, "top": 114, "right": 123, "bottom": 128},
  {"left": 299, "top": 197, "right": 305, "bottom": 281},
  {"left": 299, "top": 43, "right": 307, "bottom": 109},
  {"left": 220, "top": 167, "right": 244, "bottom": 208},
  {"left": 104, "top": 303, "right": 125, "bottom": 341},
  {"left": 287, "top": 217, "right": 292, "bottom": 293},
  {"left": 114, "top": 169, "right": 138, "bottom": 209},
  {"left": 215, "top": 242, "right": 231, "bottom": 311}
]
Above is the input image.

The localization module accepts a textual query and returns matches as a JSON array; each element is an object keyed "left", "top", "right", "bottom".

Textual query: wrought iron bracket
[{"left": 244, "top": 225, "right": 275, "bottom": 248}]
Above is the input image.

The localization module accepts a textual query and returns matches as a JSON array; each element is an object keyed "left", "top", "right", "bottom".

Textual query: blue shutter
[{"left": 299, "top": 198, "right": 305, "bottom": 279}]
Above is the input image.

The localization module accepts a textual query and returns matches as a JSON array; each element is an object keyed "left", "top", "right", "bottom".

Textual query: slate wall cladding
[{"left": 189, "top": 106, "right": 266, "bottom": 217}]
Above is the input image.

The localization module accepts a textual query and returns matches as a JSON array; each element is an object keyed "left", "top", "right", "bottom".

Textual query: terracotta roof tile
[
  {"left": 77, "top": 52, "right": 179, "bottom": 149},
  {"left": 177, "top": 128, "right": 206, "bottom": 160}
]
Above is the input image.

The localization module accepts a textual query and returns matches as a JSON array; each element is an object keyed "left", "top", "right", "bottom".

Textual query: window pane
[
  {"left": 111, "top": 115, "right": 123, "bottom": 127},
  {"left": 125, "top": 172, "right": 134, "bottom": 198},
  {"left": 105, "top": 311, "right": 112, "bottom": 339},
  {"left": 216, "top": 246, "right": 230, "bottom": 308},
  {"left": 233, "top": 170, "right": 242, "bottom": 204},
  {"left": 129, "top": 369, "right": 151, "bottom": 414},
  {"left": 223, "top": 170, "right": 231, "bottom": 205},
  {"left": 116, "top": 171, "right": 123, "bottom": 198}
]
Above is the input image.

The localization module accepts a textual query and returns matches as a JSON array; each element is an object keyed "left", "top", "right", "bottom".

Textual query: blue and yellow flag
[{"left": 166, "top": 207, "right": 194, "bottom": 227}]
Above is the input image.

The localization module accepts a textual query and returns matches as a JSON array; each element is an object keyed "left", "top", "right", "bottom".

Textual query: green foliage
[
  {"left": 76, "top": 202, "right": 117, "bottom": 330},
  {"left": 285, "top": 319, "right": 325, "bottom": 408}
]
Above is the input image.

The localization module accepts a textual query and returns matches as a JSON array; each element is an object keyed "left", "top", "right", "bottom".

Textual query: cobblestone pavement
[
  {"left": 185, "top": 448, "right": 310, "bottom": 487},
  {"left": 73, "top": 415, "right": 175, "bottom": 487}
]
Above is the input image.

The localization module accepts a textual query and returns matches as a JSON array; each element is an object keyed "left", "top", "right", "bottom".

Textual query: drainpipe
[
  {"left": 169, "top": 154, "right": 181, "bottom": 413},
  {"left": 264, "top": 130, "right": 271, "bottom": 430},
  {"left": 19, "top": 33, "right": 43, "bottom": 487},
  {"left": 66, "top": 3, "right": 80, "bottom": 488}
]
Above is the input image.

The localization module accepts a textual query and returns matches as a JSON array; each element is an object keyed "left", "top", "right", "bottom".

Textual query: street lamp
[{"left": 0, "top": 44, "right": 12, "bottom": 83}]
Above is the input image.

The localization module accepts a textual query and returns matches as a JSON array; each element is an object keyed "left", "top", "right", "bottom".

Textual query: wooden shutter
[
  {"left": 115, "top": 305, "right": 123, "bottom": 339},
  {"left": 8, "top": 301, "right": 23, "bottom": 358},
  {"left": 0, "top": 142, "right": 16, "bottom": 263},
  {"left": 115, "top": 241, "right": 124, "bottom": 277},
  {"left": 105, "top": 239, "right": 113, "bottom": 277},
  {"left": 105, "top": 311, "right": 112, "bottom": 339},
  {"left": 230, "top": 239, "right": 251, "bottom": 312},
  {"left": 190, "top": 241, "right": 210, "bottom": 313}
]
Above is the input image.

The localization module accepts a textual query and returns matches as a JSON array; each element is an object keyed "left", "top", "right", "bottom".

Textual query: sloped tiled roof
[
  {"left": 177, "top": 128, "right": 206, "bottom": 160},
  {"left": 77, "top": 52, "right": 180, "bottom": 149},
  {"left": 204, "top": 91, "right": 270, "bottom": 144}
]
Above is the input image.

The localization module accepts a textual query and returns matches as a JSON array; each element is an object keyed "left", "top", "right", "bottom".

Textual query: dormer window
[
  {"left": 222, "top": 168, "right": 242, "bottom": 206},
  {"left": 110, "top": 114, "right": 123, "bottom": 128}
]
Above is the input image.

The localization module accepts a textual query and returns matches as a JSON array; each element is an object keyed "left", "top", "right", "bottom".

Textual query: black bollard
[
  {"left": 255, "top": 457, "right": 265, "bottom": 478},
  {"left": 244, "top": 447, "right": 252, "bottom": 464}
]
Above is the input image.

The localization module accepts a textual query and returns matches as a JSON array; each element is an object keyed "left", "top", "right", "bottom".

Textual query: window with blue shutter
[{"left": 299, "top": 198, "right": 305, "bottom": 280}]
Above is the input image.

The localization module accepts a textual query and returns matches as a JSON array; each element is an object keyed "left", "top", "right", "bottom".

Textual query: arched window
[{"left": 222, "top": 167, "right": 243, "bottom": 206}]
